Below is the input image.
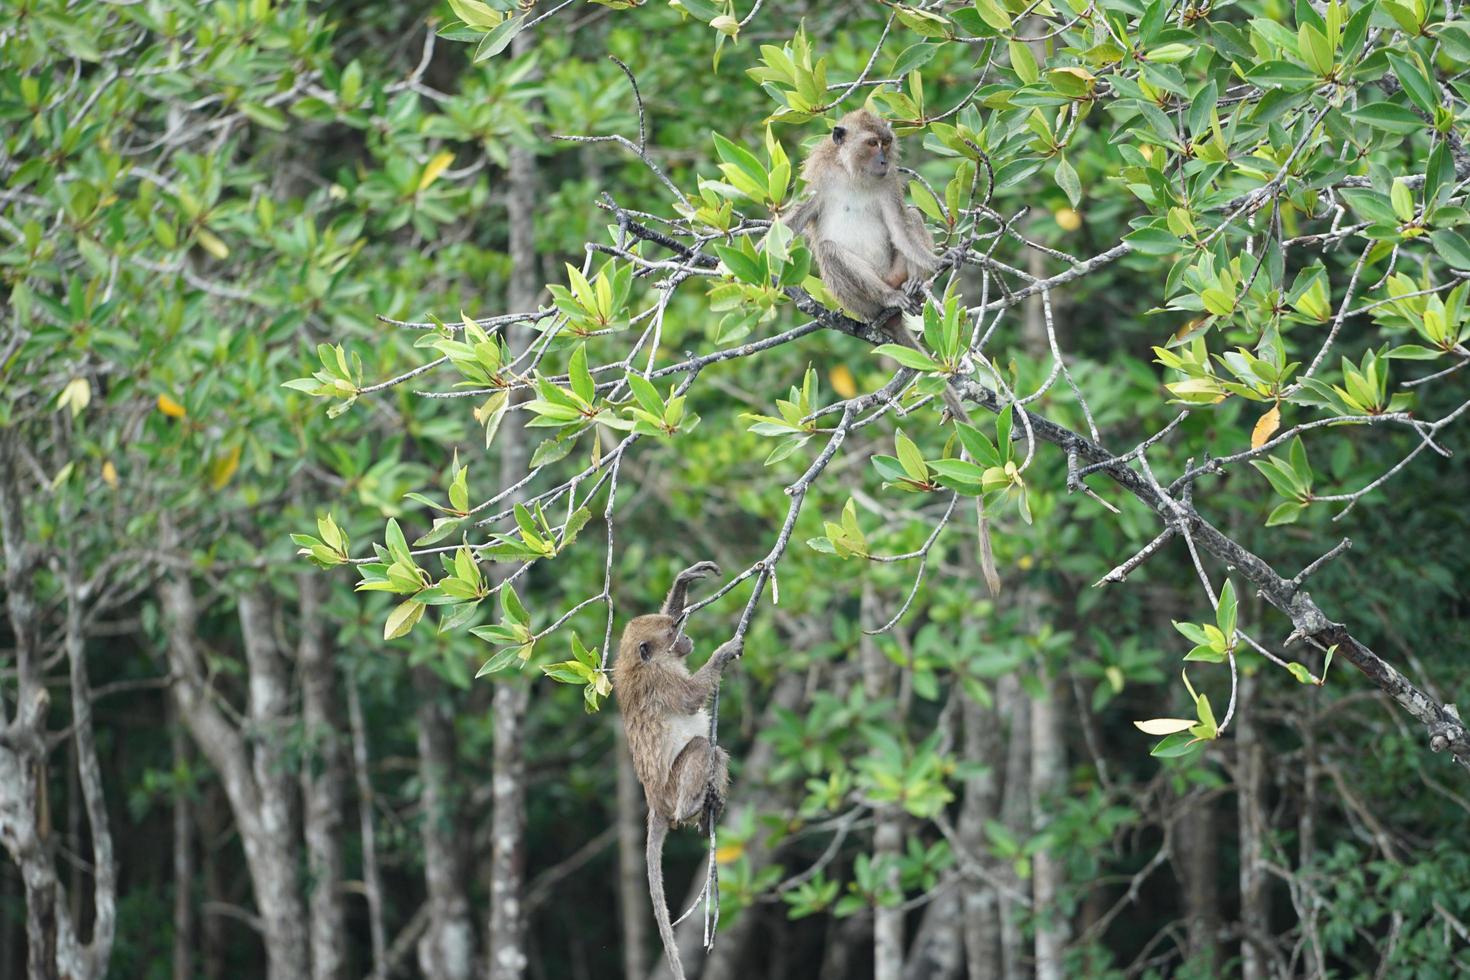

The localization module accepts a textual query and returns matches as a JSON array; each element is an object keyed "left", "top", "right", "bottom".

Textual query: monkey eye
[
  {"left": 868, "top": 137, "right": 879, "bottom": 147},
  {"left": 638, "top": 641, "right": 651, "bottom": 661}
]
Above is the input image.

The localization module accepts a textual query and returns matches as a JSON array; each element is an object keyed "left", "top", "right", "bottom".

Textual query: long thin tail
[{"left": 647, "top": 814, "right": 685, "bottom": 980}]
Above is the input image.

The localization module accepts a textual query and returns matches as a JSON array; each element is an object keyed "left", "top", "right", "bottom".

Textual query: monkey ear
[
  {"left": 832, "top": 125, "right": 847, "bottom": 145},
  {"left": 638, "top": 641, "right": 652, "bottom": 661}
]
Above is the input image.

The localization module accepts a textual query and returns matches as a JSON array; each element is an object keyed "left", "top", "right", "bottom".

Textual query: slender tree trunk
[
  {"left": 415, "top": 671, "right": 474, "bottom": 980},
  {"left": 237, "top": 590, "right": 311, "bottom": 980},
  {"left": 902, "top": 888, "right": 963, "bottom": 980},
  {"left": 959, "top": 696, "right": 1002, "bottom": 979},
  {"left": 1237, "top": 671, "right": 1268, "bottom": 980},
  {"left": 487, "top": 33, "right": 538, "bottom": 978},
  {"left": 997, "top": 674, "right": 1030, "bottom": 980},
  {"left": 1175, "top": 794, "right": 1218, "bottom": 971},
  {"left": 488, "top": 683, "right": 530, "bottom": 980},
  {"left": 200, "top": 787, "right": 227, "bottom": 980},
  {"left": 860, "top": 586, "right": 904, "bottom": 980},
  {"left": 158, "top": 556, "right": 308, "bottom": 980},
  {"left": 1031, "top": 669, "right": 1068, "bottom": 980},
  {"left": 616, "top": 724, "right": 650, "bottom": 980},
  {"left": 172, "top": 708, "right": 196, "bottom": 980},
  {"left": 347, "top": 681, "right": 387, "bottom": 978},
  {"left": 297, "top": 574, "right": 347, "bottom": 980},
  {"left": 0, "top": 431, "right": 116, "bottom": 980}
]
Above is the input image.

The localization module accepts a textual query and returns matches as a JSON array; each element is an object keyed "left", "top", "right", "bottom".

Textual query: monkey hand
[
  {"left": 675, "top": 560, "right": 720, "bottom": 585},
  {"left": 902, "top": 277, "right": 929, "bottom": 311},
  {"left": 713, "top": 638, "right": 744, "bottom": 667},
  {"left": 878, "top": 289, "right": 920, "bottom": 320}
]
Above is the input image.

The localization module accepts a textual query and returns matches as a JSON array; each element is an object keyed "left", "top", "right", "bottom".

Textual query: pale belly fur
[
  {"left": 660, "top": 708, "right": 710, "bottom": 778},
  {"left": 818, "top": 192, "right": 893, "bottom": 272}
]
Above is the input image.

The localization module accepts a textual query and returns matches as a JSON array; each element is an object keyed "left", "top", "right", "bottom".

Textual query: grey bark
[
  {"left": 1237, "top": 671, "right": 1268, "bottom": 980},
  {"left": 158, "top": 554, "right": 308, "bottom": 980},
  {"left": 414, "top": 672, "right": 474, "bottom": 980},
  {"left": 1174, "top": 794, "right": 1218, "bottom": 972},
  {"left": 861, "top": 586, "right": 904, "bottom": 980},
  {"left": 616, "top": 724, "right": 650, "bottom": 980},
  {"left": 238, "top": 590, "right": 312, "bottom": 980},
  {"left": 297, "top": 574, "right": 347, "bottom": 980},
  {"left": 1030, "top": 670, "right": 1068, "bottom": 980},
  {"left": 997, "top": 674, "right": 1030, "bottom": 980},
  {"left": 903, "top": 889, "right": 964, "bottom": 980},
  {"left": 959, "top": 696, "right": 1002, "bottom": 979},
  {"left": 0, "top": 430, "right": 115, "bottom": 980},
  {"left": 347, "top": 681, "right": 387, "bottom": 977},
  {"left": 172, "top": 706, "right": 195, "bottom": 980},
  {"left": 487, "top": 31, "right": 538, "bottom": 979}
]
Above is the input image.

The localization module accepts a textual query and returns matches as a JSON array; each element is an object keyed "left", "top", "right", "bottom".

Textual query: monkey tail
[{"left": 647, "top": 813, "right": 686, "bottom": 980}]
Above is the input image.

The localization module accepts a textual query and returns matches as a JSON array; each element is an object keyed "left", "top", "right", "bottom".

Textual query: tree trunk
[
  {"left": 158, "top": 558, "right": 309, "bottom": 980},
  {"left": 172, "top": 709, "right": 196, "bottom": 980},
  {"left": 997, "top": 674, "right": 1030, "bottom": 980},
  {"left": 0, "top": 431, "right": 115, "bottom": 980},
  {"left": 487, "top": 32, "right": 538, "bottom": 978},
  {"left": 959, "top": 696, "right": 1002, "bottom": 980},
  {"left": 616, "top": 724, "right": 649, "bottom": 980},
  {"left": 237, "top": 590, "right": 311, "bottom": 980},
  {"left": 1174, "top": 794, "right": 1218, "bottom": 972},
  {"left": 902, "top": 888, "right": 963, "bottom": 980},
  {"left": 346, "top": 681, "right": 387, "bottom": 978},
  {"left": 414, "top": 671, "right": 475, "bottom": 980},
  {"left": 1237, "top": 671, "right": 1268, "bottom": 980},
  {"left": 1030, "top": 670, "right": 1068, "bottom": 980},
  {"left": 297, "top": 574, "right": 347, "bottom": 980},
  {"left": 860, "top": 586, "right": 904, "bottom": 980}
]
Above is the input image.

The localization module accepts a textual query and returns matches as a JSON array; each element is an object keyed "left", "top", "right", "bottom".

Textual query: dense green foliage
[{"left": 3, "top": 0, "right": 1470, "bottom": 977}]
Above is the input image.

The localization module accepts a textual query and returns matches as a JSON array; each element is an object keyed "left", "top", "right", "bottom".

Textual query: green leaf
[
  {"left": 1385, "top": 51, "right": 1437, "bottom": 116},
  {"left": 872, "top": 343, "right": 940, "bottom": 372},
  {"left": 1054, "top": 155, "right": 1081, "bottom": 208},
  {"left": 1431, "top": 230, "right": 1470, "bottom": 270},
  {"left": 1215, "top": 580, "right": 1237, "bottom": 643}
]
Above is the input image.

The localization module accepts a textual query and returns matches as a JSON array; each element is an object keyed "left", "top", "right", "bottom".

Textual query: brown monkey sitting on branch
[
  {"left": 790, "top": 108, "right": 1001, "bottom": 592},
  {"left": 789, "top": 107, "right": 941, "bottom": 328},
  {"left": 615, "top": 560, "right": 742, "bottom": 980}
]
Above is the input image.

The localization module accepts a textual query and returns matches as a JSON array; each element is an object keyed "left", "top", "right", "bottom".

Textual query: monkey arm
[
  {"left": 884, "top": 199, "right": 940, "bottom": 279},
  {"left": 678, "top": 639, "right": 741, "bottom": 714},
  {"left": 814, "top": 240, "right": 909, "bottom": 322},
  {"left": 661, "top": 560, "right": 720, "bottom": 617},
  {"left": 787, "top": 196, "right": 821, "bottom": 236}
]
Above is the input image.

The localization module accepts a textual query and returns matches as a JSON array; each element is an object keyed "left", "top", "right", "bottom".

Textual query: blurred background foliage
[{"left": 2, "top": 0, "right": 1469, "bottom": 978}]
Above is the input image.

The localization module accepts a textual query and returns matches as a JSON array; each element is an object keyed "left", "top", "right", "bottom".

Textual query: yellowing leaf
[
  {"left": 1133, "top": 718, "right": 1197, "bottom": 736},
  {"left": 384, "top": 599, "right": 425, "bottom": 640},
  {"left": 56, "top": 377, "right": 91, "bottom": 417},
  {"left": 195, "top": 228, "right": 229, "bottom": 259},
  {"left": 418, "top": 151, "right": 455, "bottom": 193},
  {"left": 715, "top": 842, "right": 744, "bottom": 865},
  {"left": 101, "top": 460, "right": 118, "bottom": 487},
  {"left": 209, "top": 444, "right": 242, "bottom": 490},
  {"left": 1251, "top": 404, "right": 1281, "bottom": 449},
  {"left": 157, "top": 393, "right": 187, "bottom": 418},
  {"left": 829, "top": 364, "right": 857, "bottom": 399}
]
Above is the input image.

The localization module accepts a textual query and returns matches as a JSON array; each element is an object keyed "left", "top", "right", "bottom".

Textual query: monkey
[
  {"left": 790, "top": 108, "right": 1002, "bottom": 593},
  {"left": 788, "top": 107, "right": 941, "bottom": 325},
  {"left": 614, "top": 560, "right": 743, "bottom": 980}
]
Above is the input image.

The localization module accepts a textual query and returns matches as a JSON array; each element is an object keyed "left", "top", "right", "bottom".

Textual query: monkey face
[
  {"left": 623, "top": 614, "right": 693, "bottom": 665},
  {"left": 836, "top": 125, "right": 895, "bottom": 181}
]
